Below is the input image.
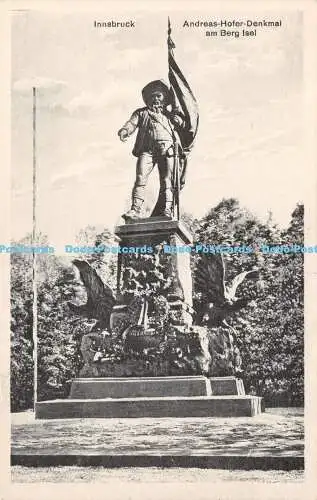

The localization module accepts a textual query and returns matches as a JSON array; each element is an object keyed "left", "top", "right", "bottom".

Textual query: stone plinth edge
[
  {"left": 36, "top": 395, "right": 263, "bottom": 419},
  {"left": 115, "top": 218, "right": 193, "bottom": 244}
]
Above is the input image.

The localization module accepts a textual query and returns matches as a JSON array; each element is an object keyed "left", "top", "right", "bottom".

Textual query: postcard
[{"left": 1, "top": 1, "right": 317, "bottom": 499}]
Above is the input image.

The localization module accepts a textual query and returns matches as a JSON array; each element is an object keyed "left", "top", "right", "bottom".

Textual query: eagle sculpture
[
  {"left": 194, "top": 253, "right": 259, "bottom": 327},
  {"left": 68, "top": 259, "right": 144, "bottom": 334},
  {"left": 68, "top": 254, "right": 260, "bottom": 376},
  {"left": 69, "top": 254, "right": 258, "bottom": 331}
]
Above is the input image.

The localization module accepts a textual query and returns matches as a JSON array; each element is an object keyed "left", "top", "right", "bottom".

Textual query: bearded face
[{"left": 149, "top": 91, "right": 166, "bottom": 113}]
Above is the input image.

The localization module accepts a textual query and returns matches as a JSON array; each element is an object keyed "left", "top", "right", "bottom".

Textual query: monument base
[
  {"left": 35, "top": 376, "right": 263, "bottom": 419},
  {"left": 69, "top": 376, "right": 211, "bottom": 399},
  {"left": 35, "top": 395, "right": 262, "bottom": 419},
  {"left": 68, "top": 376, "right": 245, "bottom": 399}
]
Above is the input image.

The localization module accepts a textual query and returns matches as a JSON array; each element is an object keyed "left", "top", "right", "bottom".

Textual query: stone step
[
  {"left": 68, "top": 376, "right": 245, "bottom": 399},
  {"left": 35, "top": 395, "right": 262, "bottom": 419},
  {"left": 209, "top": 377, "right": 245, "bottom": 396},
  {"left": 69, "top": 376, "right": 211, "bottom": 399}
]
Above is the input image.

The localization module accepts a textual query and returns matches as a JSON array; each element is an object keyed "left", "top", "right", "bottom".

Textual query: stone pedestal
[
  {"left": 35, "top": 217, "right": 264, "bottom": 420},
  {"left": 69, "top": 376, "right": 244, "bottom": 399},
  {"left": 69, "top": 376, "right": 211, "bottom": 399},
  {"left": 115, "top": 217, "right": 193, "bottom": 322},
  {"left": 35, "top": 376, "right": 263, "bottom": 419}
]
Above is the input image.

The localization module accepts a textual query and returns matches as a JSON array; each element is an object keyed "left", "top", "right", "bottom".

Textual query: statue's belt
[{"left": 152, "top": 141, "right": 174, "bottom": 157}]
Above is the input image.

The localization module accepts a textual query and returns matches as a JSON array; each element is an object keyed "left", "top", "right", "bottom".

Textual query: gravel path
[{"left": 11, "top": 408, "right": 304, "bottom": 457}]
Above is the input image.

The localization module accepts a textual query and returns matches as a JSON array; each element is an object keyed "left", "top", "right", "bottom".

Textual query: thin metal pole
[
  {"left": 116, "top": 251, "right": 122, "bottom": 297},
  {"left": 167, "top": 18, "right": 179, "bottom": 221},
  {"left": 176, "top": 144, "right": 180, "bottom": 221},
  {"left": 32, "top": 87, "right": 38, "bottom": 408}
]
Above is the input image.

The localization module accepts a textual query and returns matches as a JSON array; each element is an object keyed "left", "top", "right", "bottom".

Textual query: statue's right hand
[{"left": 118, "top": 129, "right": 129, "bottom": 142}]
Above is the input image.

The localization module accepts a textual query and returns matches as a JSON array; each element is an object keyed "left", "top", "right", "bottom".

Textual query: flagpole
[
  {"left": 167, "top": 18, "right": 199, "bottom": 221},
  {"left": 167, "top": 18, "right": 180, "bottom": 221},
  {"left": 32, "top": 87, "right": 38, "bottom": 409}
]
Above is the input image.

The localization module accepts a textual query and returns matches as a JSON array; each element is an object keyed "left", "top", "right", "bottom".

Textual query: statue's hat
[{"left": 142, "top": 80, "right": 171, "bottom": 106}]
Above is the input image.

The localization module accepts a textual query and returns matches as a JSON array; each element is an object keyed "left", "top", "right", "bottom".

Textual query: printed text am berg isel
[{"left": 183, "top": 18, "right": 282, "bottom": 38}]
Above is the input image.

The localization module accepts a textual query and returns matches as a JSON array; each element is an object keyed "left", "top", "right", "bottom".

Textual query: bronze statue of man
[{"left": 118, "top": 80, "right": 185, "bottom": 221}]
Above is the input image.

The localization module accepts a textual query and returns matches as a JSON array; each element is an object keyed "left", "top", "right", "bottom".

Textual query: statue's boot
[
  {"left": 162, "top": 189, "right": 174, "bottom": 218},
  {"left": 163, "top": 202, "right": 173, "bottom": 218},
  {"left": 123, "top": 196, "right": 144, "bottom": 221}
]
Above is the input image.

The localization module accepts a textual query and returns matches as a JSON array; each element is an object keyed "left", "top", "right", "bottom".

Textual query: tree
[
  {"left": 10, "top": 235, "right": 90, "bottom": 407},
  {"left": 193, "top": 199, "right": 304, "bottom": 406},
  {"left": 10, "top": 248, "right": 33, "bottom": 411},
  {"left": 37, "top": 259, "right": 88, "bottom": 401}
]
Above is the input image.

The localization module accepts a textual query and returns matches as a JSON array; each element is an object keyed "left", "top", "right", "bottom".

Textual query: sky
[{"left": 11, "top": 9, "right": 305, "bottom": 246}]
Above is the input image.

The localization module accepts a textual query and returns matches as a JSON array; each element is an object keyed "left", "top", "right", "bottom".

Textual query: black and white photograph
[{"left": 3, "top": 1, "right": 317, "bottom": 497}]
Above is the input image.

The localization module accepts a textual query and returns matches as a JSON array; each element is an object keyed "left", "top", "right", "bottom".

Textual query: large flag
[{"left": 167, "top": 18, "right": 199, "bottom": 153}]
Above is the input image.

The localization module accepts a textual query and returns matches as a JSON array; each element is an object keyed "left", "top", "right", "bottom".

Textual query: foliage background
[{"left": 10, "top": 200, "right": 304, "bottom": 411}]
